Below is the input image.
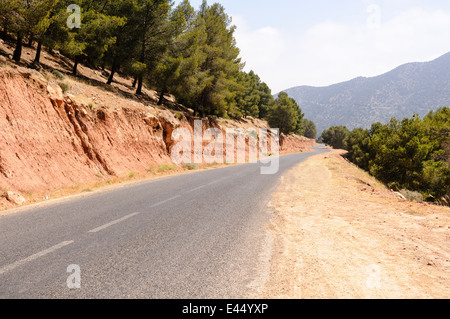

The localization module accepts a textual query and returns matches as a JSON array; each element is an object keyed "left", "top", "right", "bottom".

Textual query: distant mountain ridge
[{"left": 282, "top": 52, "right": 450, "bottom": 134}]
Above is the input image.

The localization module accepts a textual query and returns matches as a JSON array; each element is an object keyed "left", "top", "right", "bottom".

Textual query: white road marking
[
  {"left": 150, "top": 195, "right": 181, "bottom": 208},
  {"left": 0, "top": 241, "right": 74, "bottom": 276},
  {"left": 186, "top": 185, "right": 207, "bottom": 193},
  {"left": 88, "top": 212, "right": 140, "bottom": 233},
  {"left": 185, "top": 177, "right": 229, "bottom": 194},
  {"left": 207, "top": 177, "right": 229, "bottom": 186}
]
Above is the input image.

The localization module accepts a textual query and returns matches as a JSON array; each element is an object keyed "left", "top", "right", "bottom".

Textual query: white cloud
[
  {"left": 233, "top": 7, "right": 450, "bottom": 93},
  {"left": 232, "top": 15, "right": 287, "bottom": 87}
]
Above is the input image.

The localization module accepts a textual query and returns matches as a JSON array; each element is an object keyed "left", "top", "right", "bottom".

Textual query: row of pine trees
[{"left": 0, "top": 0, "right": 316, "bottom": 137}]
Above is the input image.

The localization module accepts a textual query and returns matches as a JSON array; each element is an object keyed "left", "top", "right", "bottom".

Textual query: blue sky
[{"left": 176, "top": 0, "right": 450, "bottom": 93}]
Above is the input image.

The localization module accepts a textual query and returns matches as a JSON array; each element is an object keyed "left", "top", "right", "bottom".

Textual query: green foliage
[
  {"left": 257, "top": 82, "right": 275, "bottom": 120},
  {"left": 158, "top": 0, "right": 208, "bottom": 108},
  {"left": 399, "top": 189, "right": 424, "bottom": 203},
  {"left": 58, "top": 81, "right": 71, "bottom": 93},
  {"left": 52, "top": 69, "right": 65, "bottom": 80},
  {"left": 126, "top": 171, "right": 136, "bottom": 179},
  {"left": 102, "top": 0, "right": 147, "bottom": 77},
  {"left": 268, "top": 92, "right": 303, "bottom": 135},
  {"left": 298, "top": 118, "right": 317, "bottom": 139},
  {"left": 1, "top": 0, "right": 276, "bottom": 121},
  {"left": 147, "top": 164, "right": 157, "bottom": 174},
  {"left": 320, "top": 126, "right": 350, "bottom": 149},
  {"left": 3, "top": 0, "right": 57, "bottom": 37},
  {"left": 133, "top": 0, "right": 173, "bottom": 94},
  {"left": 3, "top": 0, "right": 60, "bottom": 62},
  {"left": 131, "top": 61, "right": 148, "bottom": 75},
  {"left": 343, "top": 107, "right": 450, "bottom": 202},
  {"left": 67, "top": 8, "right": 126, "bottom": 74},
  {"left": 158, "top": 163, "right": 178, "bottom": 173},
  {"left": 190, "top": 1, "right": 243, "bottom": 117},
  {"left": 0, "top": 0, "right": 18, "bottom": 29},
  {"left": 183, "top": 163, "right": 199, "bottom": 170},
  {"left": 268, "top": 93, "right": 297, "bottom": 134},
  {"left": 232, "top": 70, "right": 274, "bottom": 119},
  {"left": 233, "top": 71, "right": 260, "bottom": 118},
  {"left": 148, "top": 0, "right": 204, "bottom": 105}
]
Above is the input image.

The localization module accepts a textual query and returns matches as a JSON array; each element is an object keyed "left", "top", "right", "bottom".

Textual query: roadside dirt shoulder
[{"left": 259, "top": 150, "right": 450, "bottom": 299}]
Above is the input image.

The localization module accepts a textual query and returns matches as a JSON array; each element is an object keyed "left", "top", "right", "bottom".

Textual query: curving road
[{"left": 0, "top": 147, "right": 329, "bottom": 299}]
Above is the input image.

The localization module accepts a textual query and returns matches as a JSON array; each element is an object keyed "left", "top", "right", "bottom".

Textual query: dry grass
[{"left": 259, "top": 150, "right": 450, "bottom": 299}]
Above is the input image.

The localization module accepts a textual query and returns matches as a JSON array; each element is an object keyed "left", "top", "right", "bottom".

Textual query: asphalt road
[{"left": 0, "top": 147, "right": 329, "bottom": 299}]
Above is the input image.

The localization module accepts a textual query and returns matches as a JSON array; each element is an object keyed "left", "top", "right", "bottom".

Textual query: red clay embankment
[{"left": 0, "top": 66, "right": 315, "bottom": 209}]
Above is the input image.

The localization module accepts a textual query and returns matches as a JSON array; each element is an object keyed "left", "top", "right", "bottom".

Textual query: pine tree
[
  {"left": 102, "top": 0, "right": 145, "bottom": 85},
  {"left": 257, "top": 81, "right": 274, "bottom": 119},
  {"left": 60, "top": 0, "right": 125, "bottom": 75},
  {"left": 30, "top": 0, "right": 61, "bottom": 65},
  {"left": 234, "top": 71, "right": 261, "bottom": 118},
  {"left": 320, "top": 126, "right": 350, "bottom": 149},
  {"left": 165, "top": 0, "right": 208, "bottom": 108},
  {"left": 0, "top": 0, "right": 19, "bottom": 39},
  {"left": 133, "top": 0, "right": 172, "bottom": 95},
  {"left": 268, "top": 92, "right": 302, "bottom": 135},
  {"left": 3, "top": 0, "right": 62, "bottom": 63},
  {"left": 147, "top": 0, "right": 200, "bottom": 105},
  {"left": 194, "top": 0, "right": 243, "bottom": 116},
  {"left": 8, "top": 1, "right": 27, "bottom": 62},
  {"left": 299, "top": 119, "right": 317, "bottom": 139}
]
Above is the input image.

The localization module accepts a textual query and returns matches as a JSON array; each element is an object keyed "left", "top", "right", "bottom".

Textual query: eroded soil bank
[{"left": 0, "top": 66, "right": 315, "bottom": 210}]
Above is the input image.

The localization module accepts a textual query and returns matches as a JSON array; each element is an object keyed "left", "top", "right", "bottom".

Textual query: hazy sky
[{"left": 178, "top": 0, "right": 450, "bottom": 93}]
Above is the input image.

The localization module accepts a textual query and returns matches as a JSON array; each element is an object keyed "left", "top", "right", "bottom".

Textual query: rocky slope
[{"left": 0, "top": 65, "right": 315, "bottom": 208}]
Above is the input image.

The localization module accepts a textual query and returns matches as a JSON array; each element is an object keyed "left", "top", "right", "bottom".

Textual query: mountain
[{"left": 282, "top": 52, "right": 450, "bottom": 134}]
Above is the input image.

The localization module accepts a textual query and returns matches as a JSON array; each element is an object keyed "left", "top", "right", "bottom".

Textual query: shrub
[
  {"left": 126, "top": 171, "right": 136, "bottom": 179},
  {"left": 147, "top": 164, "right": 157, "bottom": 174},
  {"left": 183, "top": 163, "right": 199, "bottom": 171},
  {"left": 52, "top": 70, "right": 65, "bottom": 80},
  {"left": 58, "top": 82, "right": 71, "bottom": 93},
  {"left": 158, "top": 164, "right": 177, "bottom": 173},
  {"left": 399, "top": 189, "right": 424, "bottom": 203}
]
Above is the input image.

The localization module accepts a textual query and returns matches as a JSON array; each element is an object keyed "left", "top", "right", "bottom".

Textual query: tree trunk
[
  {"left": 13, "top": 34, "right": 23, "bottom": 62},
  {"left": 27, "top": 33, "right": 34, "bottom": 47},
  {"left": 0, "top": 26, "right": 7, "bottom": 40},
  {"left": 33, "top": 41, "right": 42, "bottom": 65},
  {"left": 157, "top": 89, "right": 166, "bottom": 105},
  {"left": 106, "top": 67, "right": 116, "bottom": 85},
  {"left": 132, "top": 76, "right": 138, "bottom": 88},
  {"left": 136, "top": 74, "right": 143, "bottom": 95},
  {"left": 106, "top": 57, "right": 118, "bottom": 85},
  {"left": 72, "top": 56, "right": 79, "bottom": 75},
  {"left": 192, "top": 105, "right": 198, "bottom": 117}
]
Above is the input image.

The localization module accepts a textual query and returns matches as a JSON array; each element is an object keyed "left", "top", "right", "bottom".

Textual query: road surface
[{"left": 0, "top": 147, "right": 329, "bottom": 299}]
